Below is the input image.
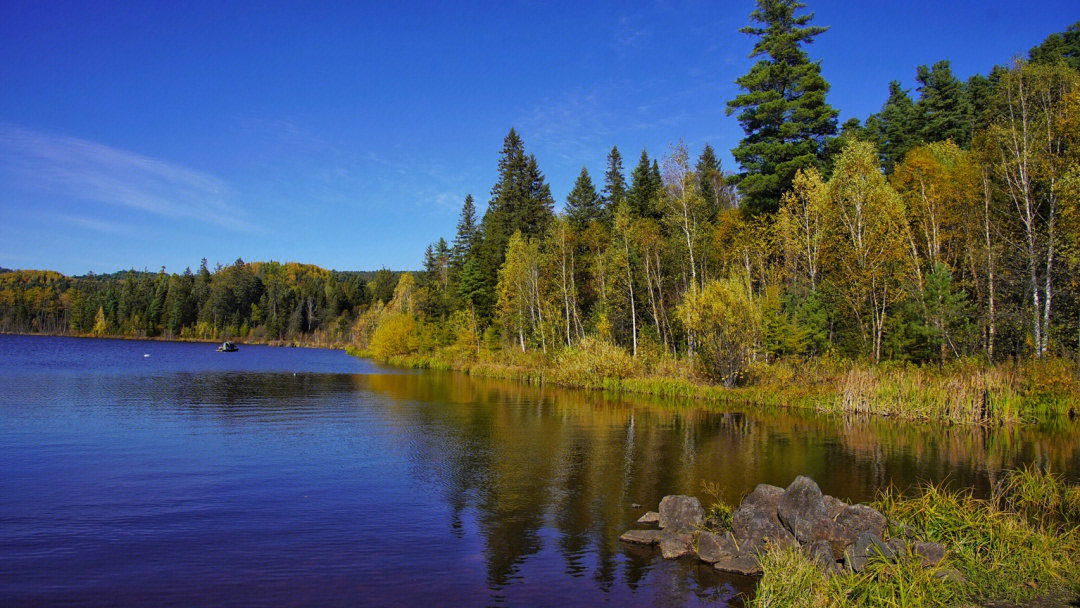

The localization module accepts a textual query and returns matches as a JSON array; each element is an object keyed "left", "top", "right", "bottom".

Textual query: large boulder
[
  {"left": 619, "top": 529, "right": 662, "bottom": 545},
  {"left": 836, "top": 504, "right": 887, "bottom": 538},
  {"left": 658, "top": 495, "right": 704, "bottom": 531},
  {"left": 731, "top": 484, "right": 797, "bottom": 551},
  {"left": 696, "top": 531, "right": 739, "bottom": 564},
  {"left": 776, "top": 476, "right": 831, "bottom": 543},
  {"left": 659, "top": 530, "right": 696, "bottom": 559},
  {"left": 815, "top": 519, "right": 858, "bottom": 559},
  {"left": 823, "top": 495, "right": 847, "bottom": 520}
]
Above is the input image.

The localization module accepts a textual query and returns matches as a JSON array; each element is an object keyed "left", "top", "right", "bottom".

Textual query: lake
[{"left": 2, "top": 335, "right": 1078, "bottom": 606}]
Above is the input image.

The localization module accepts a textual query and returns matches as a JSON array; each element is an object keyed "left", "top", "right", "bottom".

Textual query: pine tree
[
  {"left": 726, "top": 0, "right": 838, "bottom": 215},
  {"left": 565, "top": 166, "right": 603, "bottom": 229},
  {"left": 1028, "top": 21, "right": 1080, "bottom": 71},
  {"left": 627, "top": 150, "right": 662, "bottom": 219},
  {"left": 601, "top": 146, "right": 627, "bottom": 223},
  {"left": 473, "top": 128, "right": 555, "bottom": 318},
  {"left": 451, "top": 194, "right": 478, "bottom": 271},
  {"left": 696, "top": 143, "right": 725, "bottom": 219},
  {"left": 914, "top": 61, "right": 969, "bottom": 146},
  {"left": 869, "top": 81, "right": 919, "bottom": 172}
]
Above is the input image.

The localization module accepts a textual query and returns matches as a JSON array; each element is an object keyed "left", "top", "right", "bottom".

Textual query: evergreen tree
[
  {"left": 451, "top": 194, "right": 478, "bottom": 271},
  {"left": 473, "top": 129, "right": 555, "bottom": 318},
  {"left": 627, "top": 150, "right": 662, "bottom": 219},
  {"left": 601, "top": 146, "right": 627, "bottom": 223},
  {"left": 726, "top": 0, "right": 838, "bottom": 215},
  {"left": 914, "top": 61, "right": 969, "bottom": 146},
  {"left": 1028, "top": 21, "right": 1080, "bottom": 70},
  {"left": 565, "top": 166, "right": 603, "bottom": 229},
  {"left": 696, "top": 143, "right": 724, "bottom": 219},
  {"left": 870, "top": 81, "right": 919, "bottom": 171}
]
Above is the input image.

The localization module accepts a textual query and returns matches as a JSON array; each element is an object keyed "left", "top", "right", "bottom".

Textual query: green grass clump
[
  {"left": 701, "top": 480, "right": 734, "bottom": 531},
  {"left": 876, "top": 477, "right": 1080, "bottom": 604},
  {"left": 992, "top": 466, "right": 1080, "bottom": 533},
  {"left": 752, "top": 547, "right": 840, "bottom": 608},
  {"left": 751, "top": 471, "right": 1080, "bottom": 608}
]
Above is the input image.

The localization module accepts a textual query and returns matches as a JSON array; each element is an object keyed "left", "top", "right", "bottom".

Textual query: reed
[{"left": 352, "top": 343, "right": 1080, "bottom": 425}]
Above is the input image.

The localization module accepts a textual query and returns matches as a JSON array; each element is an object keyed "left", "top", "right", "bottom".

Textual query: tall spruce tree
[
  {"left": 914, "top": 60, "right": 969, "bottom": 146},
  {"left": 602, "top": 146, "right": 627, "bottom": 223},
  {"left": 450, "top": 194, "right": 478, "bottom": 271},
  {"left": 565, "top": 167, "right": 603, "bottom": 229},
  {"left": 627, "top": 150, "right": 662, "bottom": 219},
  {"left": 726, "top": 0, "right": 838, "bottom": 215},
  {"left": 697, "top": 143, "right": 725, "bottom": 219},
  {"left": 869, "top": 81, "right": 919, "bottom": 172},
  {"left": 472, "top": 128, "right": 555, "bottom": 318}
]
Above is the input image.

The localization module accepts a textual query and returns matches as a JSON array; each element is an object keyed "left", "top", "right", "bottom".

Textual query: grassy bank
[
  {"left": 348, "top": 339, "right": 1080, "bottom": 425},
  {"left": 749, "top": 468, "right": 1080, "bottom": 608}
]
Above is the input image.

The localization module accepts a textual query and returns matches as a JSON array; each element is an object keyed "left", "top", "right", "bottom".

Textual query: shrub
[{"left": 369, "top": 313, "right": 418, "bottom": 359}]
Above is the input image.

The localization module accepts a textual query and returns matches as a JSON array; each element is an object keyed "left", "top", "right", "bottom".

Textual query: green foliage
[
  {"left": 868, "top": 81, "right": 918, "bottom": 172},
  {"left": 1029, "top": 20, "right": 1080, "bottom": 71},
  {"left": 368, "top": 312, "right": 419, "bottom": 359},
  {"left": 678, "top": 277, "right": 762, "bottom": 387},
  {"left": 877, "top": 478, "right": 1080, "bottom": 604},
  {"left": 565, "top": 166, "right": 603, "bottom": 229},
  {"left": 627, "top": 149, "right": 663, "bottom": 219},
  {"left": 726, "top": 0, "right": 839, "bottom": 215},
  {"left": 700, "top": 480, "right": 734, "bottom": 531}
]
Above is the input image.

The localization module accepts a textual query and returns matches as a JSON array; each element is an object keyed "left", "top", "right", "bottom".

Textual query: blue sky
[{"left": 1, "top": 1, "right": 1076, "bottom": 275}]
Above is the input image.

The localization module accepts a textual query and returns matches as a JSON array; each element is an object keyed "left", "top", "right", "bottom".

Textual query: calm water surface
[{"left": 2, "top": 335, "right": 1078, "bottom": 606}]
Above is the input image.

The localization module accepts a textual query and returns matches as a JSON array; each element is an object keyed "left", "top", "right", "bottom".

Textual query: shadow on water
[{"left": 356, "top": 370, "right": 1080, "bottom": 603}]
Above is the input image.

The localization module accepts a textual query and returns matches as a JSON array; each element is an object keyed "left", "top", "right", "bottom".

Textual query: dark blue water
[{"left": 2, "top": 335, "right": 1078, "bottom": 606}]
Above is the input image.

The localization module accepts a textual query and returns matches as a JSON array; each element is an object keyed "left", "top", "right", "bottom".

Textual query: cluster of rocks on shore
[{"left": 620, "top": 476, "right": 949, "bottom": 577}]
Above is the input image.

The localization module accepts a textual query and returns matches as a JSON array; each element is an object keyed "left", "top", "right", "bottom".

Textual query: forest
[
  {"left": 0, "top": 262, "right": 399, "bottom": 344},
  {"left": 3, "top": 2, "right": 1080, "bottom": 412}
]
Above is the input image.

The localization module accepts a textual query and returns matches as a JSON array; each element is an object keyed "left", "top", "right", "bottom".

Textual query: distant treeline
[{"left": 0, "top": 262, "right": 403, "bottom": 342}]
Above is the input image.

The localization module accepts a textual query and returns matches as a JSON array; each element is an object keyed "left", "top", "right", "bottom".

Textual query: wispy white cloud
[
  {"left": 53, "top": 213, "right": 140, "bottom": 238},
  {"left": 0, "top": 124, "right": 260, "bottom": 233}
]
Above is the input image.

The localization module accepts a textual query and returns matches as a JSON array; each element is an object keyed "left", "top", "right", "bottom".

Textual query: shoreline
[
  {"left": 0, "top": 330, "right": 350, "bottom": 350},
  {"left": 351, "top": 347, "right": 1080, "bottom": 427}
]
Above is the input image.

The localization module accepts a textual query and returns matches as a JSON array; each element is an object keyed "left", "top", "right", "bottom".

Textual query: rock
[
  {"left": 636, "top": 511, "right": 660, "bottom": 526},
  {"left": 843, "top": 532, "right": 896, "bottom": 572},
  {"left": 886, "top": 537, "right": 909, "bottom": 557},
  {"left": 740, "top": 484, "right": 785, "bottom": 515},
  {"left": 823, "top": 495, "right": 847, "bottom": 520},
  {"left": 935, "top": 567, "right": 966, "bottom": 585},
  {"left": 659, "top": 530, "right": 696, "bottom": 559},
  {"left": 805, "top": 540, "right": 840, "bottom": 573},
  {"left": 777, "top": 476, "right": 831, "bottom": 543},
  {"left": 713, "top": 553, "right": 763, "bottom": 576},
  {"left": 697, "top": 531, "right": 739, "bottom": 564},
  {"left": 731, "top": 484, "right": 797, "bottom": 552},
  {"left": 815, "top": 519, "right": 858, "bottom": 559},
  {"left": 658, "top": 495, "right": 704, "bottom": 531},
  {"left": 619, "top": 529, "right": 663, "bottom": 545},
  {"left": 836, "top": 504, "right": 887, "bottom": 538},
  {"left": 913, "top": 541, "right": 946, "bottom": 567}
]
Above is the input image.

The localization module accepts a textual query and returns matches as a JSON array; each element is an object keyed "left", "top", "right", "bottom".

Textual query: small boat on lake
[{"left": 217, "top": 341, "right": 238, "bottom": 352}]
